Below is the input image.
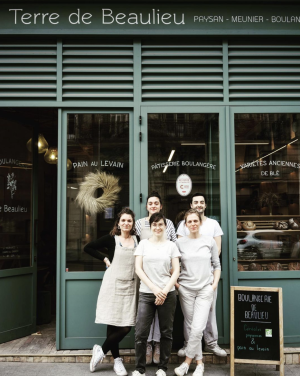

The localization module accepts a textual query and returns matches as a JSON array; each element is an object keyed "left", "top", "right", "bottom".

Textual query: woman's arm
[
  {"left": 135, "top": 256, "right": 166, "bottom": 299},
  {"left": 163, "top": 257, "right": 180, "bottom": 295},
  {"left": 211, "top": 238, "right": 221, "bottom": 290},
  {"left": 84, "top": 234, "right": 114, "bottom": 266}
]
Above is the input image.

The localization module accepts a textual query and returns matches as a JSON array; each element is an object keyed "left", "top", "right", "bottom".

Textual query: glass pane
[
  {"left": 235, "top": 113, "right": 300, "bottom": 271},
  {"left": 66, "top": 113, "right": 129, "bottom": 272},
  {"left": 0, "top": 115, "right": 33, "bottom": 270},
  {"left": 148, "top": 113, "right": 220, "bottom": 226}
]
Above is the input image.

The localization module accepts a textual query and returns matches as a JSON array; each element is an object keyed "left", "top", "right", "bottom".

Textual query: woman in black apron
[{"left": 84, "top": 208, "right": 139, "bottom": 376}]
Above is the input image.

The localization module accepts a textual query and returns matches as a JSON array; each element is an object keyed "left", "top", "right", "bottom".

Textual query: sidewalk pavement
[{"left": 0, "top": 362, "right": 299, "bottom": 376}]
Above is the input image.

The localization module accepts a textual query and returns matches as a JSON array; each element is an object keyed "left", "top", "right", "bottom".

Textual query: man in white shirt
[{"left": 176, "top": 193, "right": 227, "bottom": 358}]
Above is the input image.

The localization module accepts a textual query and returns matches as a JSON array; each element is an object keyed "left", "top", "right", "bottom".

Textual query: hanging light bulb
[
  {"left": 67, "top": 159, "right": 72, "bottom": 171},
  {"left": 44, "top": 147, "right": 58, "bottom": 164},
  {"left": 26, "top": 134, "right": 49, "bottom": 154}
]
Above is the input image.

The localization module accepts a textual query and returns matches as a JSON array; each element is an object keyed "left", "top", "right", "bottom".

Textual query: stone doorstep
[{"left": 0, "top": 350, "right": 299, "bottom": 364}]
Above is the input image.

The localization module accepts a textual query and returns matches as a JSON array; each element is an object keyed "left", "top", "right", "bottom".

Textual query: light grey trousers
[
  {"left": 183, "top": 288, "right": 218, "bottom": 348},
  {"left": 178, "top": 284, "right": 214, "bottom": 360},
  {"left": 147, "top": 310, "right": 161, "bottom": 342}
]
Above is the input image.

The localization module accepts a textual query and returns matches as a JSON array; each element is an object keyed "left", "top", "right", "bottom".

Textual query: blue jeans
[{"left": 135, "top": 290, "right": 177, "bottom": 373}]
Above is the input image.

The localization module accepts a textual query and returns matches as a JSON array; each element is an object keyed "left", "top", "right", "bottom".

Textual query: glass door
[
  {"left": 58, "top": 111, "right": 135, "bottom": 349},
  {"left": 140, "top": 106, "right": 229, "bottom": 345}
]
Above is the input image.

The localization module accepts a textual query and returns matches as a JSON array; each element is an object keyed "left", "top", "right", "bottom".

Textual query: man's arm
[{"left": 214, "top": 235, "right": 222, "bottom": 256}]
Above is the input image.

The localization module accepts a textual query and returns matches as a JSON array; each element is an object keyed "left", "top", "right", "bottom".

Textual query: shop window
[
  {"left": 235, "top": 113, "right": 300, "bottom": 271},
  {"left": 66, "top": 113, "right": 129, "bottom": 272},
  {"left": 148, "top": 113, "right": 221, "bottom": 226}
]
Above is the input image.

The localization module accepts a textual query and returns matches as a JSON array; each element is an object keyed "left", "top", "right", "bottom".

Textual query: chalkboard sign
[{"left": 230, "top": 287, "right": 284, "bottom": 376}]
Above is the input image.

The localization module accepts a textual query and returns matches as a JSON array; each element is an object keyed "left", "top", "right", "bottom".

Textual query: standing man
[{"left": 176, "top": 192, "right": 227, "bottom": 358}]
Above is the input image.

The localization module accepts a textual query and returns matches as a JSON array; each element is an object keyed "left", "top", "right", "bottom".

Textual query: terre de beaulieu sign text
[{"left": 1, "top": 4, "right": 300, "bottom": 34}]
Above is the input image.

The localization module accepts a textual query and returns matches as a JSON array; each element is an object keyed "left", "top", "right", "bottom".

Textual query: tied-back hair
[
  {"left": 147, "top": 190, "right": 162, "bottom": 205},
  {"left": 184, "top": 209, "right": 202, "bottom": 224},
  {"left": 110, "top": 207, "right": 136, "bottom": 236},
  {"left": 149, "top": 212, "right": 167, "bottom": 227}
]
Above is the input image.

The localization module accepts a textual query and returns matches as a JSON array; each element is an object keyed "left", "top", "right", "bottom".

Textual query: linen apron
[{"left": 95, "top": 235, "right": 139, "bottom": 326}]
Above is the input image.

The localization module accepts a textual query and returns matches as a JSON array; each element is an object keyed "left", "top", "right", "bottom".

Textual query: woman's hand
[
  {"left": 211, "top": 282, "right": 218, "bottom": 291},
  {"left": 175, "top": 282, "right": 180, "bottom": 290},
  {"left": 152, "top": 285, "right": 167, "bottom": 299},
  {"left": 104, "top": 257, "right": 111, "bottom": 268}
]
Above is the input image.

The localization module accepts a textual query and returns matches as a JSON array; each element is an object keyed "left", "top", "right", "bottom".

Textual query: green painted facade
[{"left": 0, "top": 1, "right": 299, "bottom": 349}]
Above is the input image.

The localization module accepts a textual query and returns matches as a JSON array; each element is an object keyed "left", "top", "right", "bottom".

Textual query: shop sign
[
  {"left": 176, "top": 174, "right": 192, "bottom": 197},
  {"left": 230, "top": 286, "right": 284, "bottom": 375},
  {"left": 2, "top": 4, "right": 300, "bottom": 35}
]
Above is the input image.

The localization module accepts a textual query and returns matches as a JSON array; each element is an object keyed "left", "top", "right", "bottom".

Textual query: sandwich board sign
[{"left": 230, "top": 286, "right": 284, "bottom": 376}]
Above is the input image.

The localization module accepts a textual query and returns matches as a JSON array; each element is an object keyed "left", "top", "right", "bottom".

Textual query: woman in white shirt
[
  {"left": 174, "top": 209, "right": 221, "bottom": 376},
  {"left": 133, "top": 212, "right": 180, "bottom": 376},
  {"left": 135, "top": 191, "right": 177, "bottom": 364}
]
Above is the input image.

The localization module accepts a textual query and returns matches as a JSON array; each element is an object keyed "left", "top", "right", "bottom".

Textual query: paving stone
[
  {"left": 292, "top": 354, "right": 299, "bottom": 364},
  {"left": 286, "top": 354, "right": 293, "bottom": 364}
]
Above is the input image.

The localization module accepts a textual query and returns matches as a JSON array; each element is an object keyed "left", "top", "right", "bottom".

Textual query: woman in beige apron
[
  {"left": 135, "top": 191, "right": 177, "bottom": 365},
  {"left": 84, "top": 208, "right": 139, "bottom": 376}
]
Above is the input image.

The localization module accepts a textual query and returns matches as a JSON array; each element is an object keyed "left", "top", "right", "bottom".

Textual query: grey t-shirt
[
  {"left": 134, "top": 239, "right": 181, "bottom": 293},
  {"left": 176, "top": 235, "right": 221, "bottom": 291}
]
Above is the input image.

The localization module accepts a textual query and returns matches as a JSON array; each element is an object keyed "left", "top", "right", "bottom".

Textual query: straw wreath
[{"left": 75, "top": 170, "right": 121, "bottom": 215}]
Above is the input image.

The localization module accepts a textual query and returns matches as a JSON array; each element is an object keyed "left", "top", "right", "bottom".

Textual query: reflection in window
[
  {"left": 66, "top": 114, "right": 129, "bottom": 272},
  {"left": 148, "top": 113, "right": 220, "bottom": 226},
  {"left": 235, "top": 114, "right": 300, "bottom": 271}
]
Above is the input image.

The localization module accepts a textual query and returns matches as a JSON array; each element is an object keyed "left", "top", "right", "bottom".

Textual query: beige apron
[
  {"left": 140, "top": 217, "right": 167, "bottom": 240},
  {"left": 95, "top": 235, "right": 139, "bottom": 326}
]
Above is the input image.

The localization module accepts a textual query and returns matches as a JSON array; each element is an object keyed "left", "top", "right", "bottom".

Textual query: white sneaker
[
  {"left": 177, "top": 346, "right": 187, "bottom": 357},
  {"left": 156, "top": 370, "right": 166, "bottom": 376},
  {"left": 153, "top": 342, "right": 160, "bottom": 364},
  {"left": 204, "top": 344, "right": 227, "bottom": 357},
  {"left": 114, "top": 357, "right": 127, "bottom": 376},
  {"left": 132, "top": 371, "right": 144, "bottom": 376},
  {"left": 90, "top": 344, "right": 105, "bottom": 372},
  {"left": 174, "top": 362, "right": 189, "bottom": 376},
  {"left": 193, "top": 364, "right": 204, "bottom": 376}
]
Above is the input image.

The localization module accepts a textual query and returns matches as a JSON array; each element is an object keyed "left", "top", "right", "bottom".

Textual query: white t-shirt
[
  {"left": 176, "top": 217, "right": 223, "bottom": 238},
  {"left": 134, "top": 239, "right": 181, "bottom": 294}
]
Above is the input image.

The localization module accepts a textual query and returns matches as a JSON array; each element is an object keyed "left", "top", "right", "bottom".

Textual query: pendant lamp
[
  {"left": 44, "top": 147, "right": 58, "bottom": 164},
  {"left": 26, "top": 134, "right": 49, "bottom": 154}
]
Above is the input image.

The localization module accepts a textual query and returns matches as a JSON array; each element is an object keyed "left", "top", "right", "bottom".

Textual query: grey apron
[{"left": 95, "top": 235, "right": 139, "bottom": 326}]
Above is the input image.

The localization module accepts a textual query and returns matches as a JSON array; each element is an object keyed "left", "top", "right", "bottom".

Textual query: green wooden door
[
  {"left": 139, "top": 106, "right": 230, "bottom": 346},
  {"left": 57, "top": 110, "right": 137, "bottom": 349},
  {"left": 0, "top": 120, "right": 37, "bottom": 344}
]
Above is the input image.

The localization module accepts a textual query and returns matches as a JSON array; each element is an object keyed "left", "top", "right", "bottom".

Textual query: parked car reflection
[{"left": 237, "top": 230, "right": 294, "bottom": 260}]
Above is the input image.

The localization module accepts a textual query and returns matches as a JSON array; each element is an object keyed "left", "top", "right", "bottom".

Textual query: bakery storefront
[{"left": 0, "top": 1, "right": 300, "bottom": 350}]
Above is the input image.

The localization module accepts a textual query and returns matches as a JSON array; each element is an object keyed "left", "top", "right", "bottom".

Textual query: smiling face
[
  {"left": 150, "top": 218, "right": 166, "bottom": 236},
  {"left": 118, "top": 213, "right": 133, "bottom": 232},
  {"left": 185, "top": 213, "right": 201, "bottom": 233},
  {"left": 190, "top": 195, "right": 206, "bottom": 214},
  {"left": 147, "top": 196, "right": 162, "bottom": 216}
]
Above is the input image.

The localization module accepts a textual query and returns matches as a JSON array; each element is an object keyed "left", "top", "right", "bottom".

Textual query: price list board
[{"left": 230, "top": 286, "right": 284, "bottom": 376}]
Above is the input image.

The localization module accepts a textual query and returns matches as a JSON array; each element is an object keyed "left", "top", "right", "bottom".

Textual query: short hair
[
  {"left": 190, "top": 192, "right": 207, "bottom": 205},
  {"left": 147, "top": 191, "right": 162, "bottom": 205},
  {"left": 184, "top": 209, "right": 202, "bottom": 224},
  {"left": 110, "top": 207, "right": 136, "bottom": 236},
  {"left": 149, "top": 212, "right": 167, "bottom": 227}
]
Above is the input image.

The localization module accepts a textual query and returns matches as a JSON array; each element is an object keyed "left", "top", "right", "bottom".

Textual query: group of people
[{"left": 84, "top": 191, "right": 226, "bottom": 376}]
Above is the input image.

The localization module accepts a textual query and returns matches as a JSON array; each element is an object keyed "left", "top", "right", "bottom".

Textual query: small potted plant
[{"left": 259, "top": 192, "right": 280, "bottom": 215}]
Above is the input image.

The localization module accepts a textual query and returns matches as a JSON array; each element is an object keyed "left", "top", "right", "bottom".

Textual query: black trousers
[{"left": 135, "top": 291, "right": 177, "bottom": 373}]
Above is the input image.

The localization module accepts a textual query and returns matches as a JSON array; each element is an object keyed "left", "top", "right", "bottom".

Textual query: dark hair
[
  {"left": 190, "top": 192, "right": 207, "bottom": 205},
  {"left": 149, "top": 212, "right": 167, "bottom": 227},
  {"left": 110, "top": 208, "right": 136, "bottom": 236},
  {"left": 184, "top": 209, "right": 202, "bottom": 224},
  {"left": 146, "top": 191, "right": 162, "bottom": 205}
]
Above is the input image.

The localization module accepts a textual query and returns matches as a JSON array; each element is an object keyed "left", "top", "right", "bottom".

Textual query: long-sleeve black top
[{"left": 84, "top": 234, "right": 140, "bottom": 263}]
